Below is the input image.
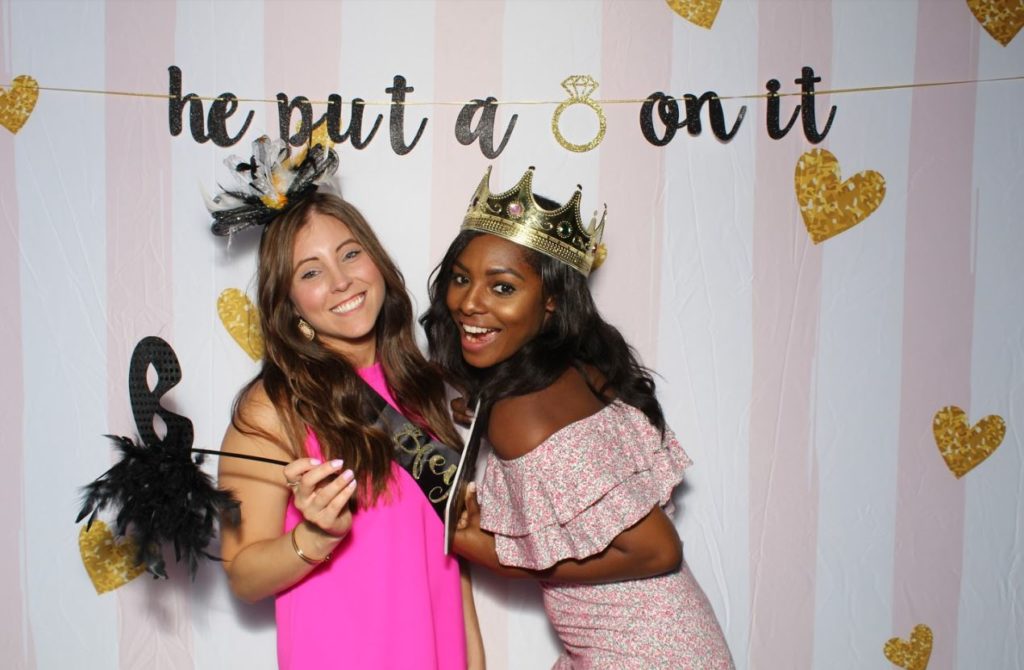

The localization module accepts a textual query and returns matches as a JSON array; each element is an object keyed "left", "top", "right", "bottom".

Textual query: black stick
[{"left": 191, "top": 448, "right": 288, "bottom": 466}]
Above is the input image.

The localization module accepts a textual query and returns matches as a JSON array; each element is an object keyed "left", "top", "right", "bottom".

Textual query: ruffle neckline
[{"left": 478, "top": 401, "right": 692, "bottom": 570}]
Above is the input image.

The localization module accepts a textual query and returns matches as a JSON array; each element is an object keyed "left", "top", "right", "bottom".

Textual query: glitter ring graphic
[{"left": 552, "top": 75, "right": 606, "bottom": 153}]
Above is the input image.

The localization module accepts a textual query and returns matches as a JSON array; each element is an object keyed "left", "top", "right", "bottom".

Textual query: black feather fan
[{"left": 77, "top": 435, "right": 241, "bottom": 579}]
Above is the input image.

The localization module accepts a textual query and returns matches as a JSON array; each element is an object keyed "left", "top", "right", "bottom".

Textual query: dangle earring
[{"left": 297, "top": 318, "right": 315, "bottom": 341}]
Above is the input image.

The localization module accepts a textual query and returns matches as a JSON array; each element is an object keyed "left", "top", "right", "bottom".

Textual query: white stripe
[
  {"left": 339, "top": 0, "right": 438, "bottom": 321},
  {"left": 810, "top": 3, "right": 918, "bottom": 667},
  {"left": 170, "top": 1, "right": 277, "bottom": 667},
  {"left": 658, "top": 3, "right": 759, "bottom": 667},
  {"left": 958, "top": 28, "right": 1024, "bottom": 670},
  {"left": 499, "top": 0, "right": 603, "bottom": 198},
  {"left": 14, "top": 1, "right": 115, "bottom": 666}
]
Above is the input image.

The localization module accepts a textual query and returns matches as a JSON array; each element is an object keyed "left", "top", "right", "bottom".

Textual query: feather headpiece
[{"left": 208, "top": 135, "right": 339, "bottom": 237}]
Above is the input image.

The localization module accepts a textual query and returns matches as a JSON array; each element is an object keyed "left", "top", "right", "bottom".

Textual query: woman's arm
[
  {"left": 454, "top": 485, "right": 682, "bottom": 585},
  {"left": 218, "top": 385, "right": 358, "bottom": 603},
  {"left": 460, "top": 370, "right": 682, "bottom": 584},
  {"left": 461, "top": 564, "right": 486, "bottom": 669}
]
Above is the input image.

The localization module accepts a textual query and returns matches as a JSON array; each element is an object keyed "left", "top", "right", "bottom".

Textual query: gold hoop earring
[{"left": 297, "top": 318, "right": 315, "bottom": 341}]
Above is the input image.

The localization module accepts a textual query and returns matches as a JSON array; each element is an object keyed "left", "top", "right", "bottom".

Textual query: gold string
[{"left": 5, "top": 74, "right": 1022, "bottom": 107}]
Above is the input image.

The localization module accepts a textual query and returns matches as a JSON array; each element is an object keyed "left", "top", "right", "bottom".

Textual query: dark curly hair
[{"left": 421, "top": 228, "right": 665, "bottom": 434}]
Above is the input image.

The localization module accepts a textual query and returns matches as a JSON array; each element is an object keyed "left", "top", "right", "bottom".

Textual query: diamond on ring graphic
[{"left": 562, "top": 75, "right": 599, "bottom": 100}]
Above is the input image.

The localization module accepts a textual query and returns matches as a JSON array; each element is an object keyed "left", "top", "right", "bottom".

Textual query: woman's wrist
[{"left": 291, "top": 521, "right": 343, "bottom": 564}]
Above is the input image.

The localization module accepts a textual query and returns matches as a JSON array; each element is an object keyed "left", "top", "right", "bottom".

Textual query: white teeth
[
  {"left": 463, "top": 324, "right": 494, "bottom": 334},
  {"left": 331, "top": 294, "right": 365, "bottom": 314}
]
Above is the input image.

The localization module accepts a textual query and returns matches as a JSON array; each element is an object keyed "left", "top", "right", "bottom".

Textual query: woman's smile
[
  {"left": 330, "top": 292, "right": 366, "bottom": 315},
  {"left": 458, "top": 322, "right": 500, "bottom": 352}
]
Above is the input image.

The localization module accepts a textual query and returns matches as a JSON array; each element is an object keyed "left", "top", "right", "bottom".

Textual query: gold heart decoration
[
  {"left": 884, "top": 624, "right": 933, "bottom": 670},
  {"left": 665, "top": 0, "right": 722, "bottom": 29},
  {"left": 0, "top": 75, "right": 39, "bottom": 134},
  {"left": 79, "top": 521, "right": 146, "bottom": 594},
  {"left": 966, "top": 0, "right": 1024, "bottom": 46},
  {"left": 933, "top": 405, "right": 1005, "bottom": 478},
  {"left": 795, "top": 148, "right": 886, "bottom": 244},
  {"left": 218, "top": 288, "right": 264, "bottom": 361}
]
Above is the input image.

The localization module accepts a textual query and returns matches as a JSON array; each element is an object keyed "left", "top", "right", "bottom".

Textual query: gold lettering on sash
[
  {"left": 394, "top": 424, "right": 431, "bottom": 479},
  {"left": 393, "top": 424, "right": 456, "bottom": 499}
]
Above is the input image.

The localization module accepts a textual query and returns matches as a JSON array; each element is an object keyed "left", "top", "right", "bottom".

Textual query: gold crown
[{"left": 462, "top": 167, "right": 607, "bottom": 276}]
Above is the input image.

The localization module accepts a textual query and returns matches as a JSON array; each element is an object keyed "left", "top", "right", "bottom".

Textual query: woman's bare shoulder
[
  {"left": 220, "top": 381, "right": 294, "bottom": 472},
  {"left": 235, "top": 381, "right": 280, "bottom": 433},
  {"left": 487, "top": 367, "right": 607, "bottom": 460}
]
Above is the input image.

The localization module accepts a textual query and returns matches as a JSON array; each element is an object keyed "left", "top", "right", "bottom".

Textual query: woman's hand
[
  {"left": 283, "top": 457, "right": 358, "bottom": 539},
  {"left": 453, "top": 484, "right": 500, "bottom": 570},
  {"left": 451, "top": 396, "right": 475, "bottom": 427}
]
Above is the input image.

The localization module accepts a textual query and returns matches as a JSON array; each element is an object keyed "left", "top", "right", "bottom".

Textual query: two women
[{"left": 214, "top": 139, "right": 731, "bottom": 667}]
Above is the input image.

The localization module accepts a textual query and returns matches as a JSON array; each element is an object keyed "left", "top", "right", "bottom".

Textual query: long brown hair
[{"left": 233, "top": 191, "right": 461, "bottom": 504}]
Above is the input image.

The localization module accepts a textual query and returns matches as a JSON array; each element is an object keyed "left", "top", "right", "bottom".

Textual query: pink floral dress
[{"left": 478, "top": 400, "right": 734, "bottom": 669}]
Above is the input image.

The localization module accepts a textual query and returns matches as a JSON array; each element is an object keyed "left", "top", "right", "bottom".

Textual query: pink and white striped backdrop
[{"left": 2, "top": 1, "right": 1022, "bottom": 668}]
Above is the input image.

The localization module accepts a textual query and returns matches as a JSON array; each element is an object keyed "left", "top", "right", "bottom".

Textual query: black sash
[
  {"left": 363, "top": 386, "right": 461, "bottom": 520},
  {"left": 363, "top": 384, "right": 484, "bottom": 554}
]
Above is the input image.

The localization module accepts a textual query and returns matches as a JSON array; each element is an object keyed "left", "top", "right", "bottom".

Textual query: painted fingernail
[
  {"left": 330, "top": 459, "right": 344, "bottom": 468},
  {"left": 342, "top": 469, "right": 355, "bottom": 482},
  {"left": 310, "top": 458, "right": 321, "bottom": 466}
]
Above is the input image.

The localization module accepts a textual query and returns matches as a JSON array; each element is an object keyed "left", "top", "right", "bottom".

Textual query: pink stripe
[
  {"left": 596, "top": 0, "right": 670, "bottom": 367},
  {"left": 265, "top": 1, "right": 342, "bottom": 129},
  {"left": 105, "top": 4, "right": 190, "bottom": 668},
  {"left": 0, "top": 21, "right": 33, "bottom": 666},
  {"left": 429, "top": 1, "right": 506, "bottom": 265},
  {"left": 891, "top": 6, "right": 979, "bottom": 668},
  {"left": 428, "top": 3, "right": 510, "bottom": 661},
  {"left": 749, "top": 3, "right": 833, "bottom": 667}
]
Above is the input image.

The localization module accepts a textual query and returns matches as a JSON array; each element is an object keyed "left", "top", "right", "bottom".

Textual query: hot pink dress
[
  {"left": 478, "top": 400, "right": 734, "bottom": 669},
  {"left": 276, "top": 364, "right": 467, "bottom": 669}
]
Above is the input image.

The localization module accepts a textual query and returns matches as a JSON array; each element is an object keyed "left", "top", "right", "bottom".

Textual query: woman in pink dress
[
  {"left": 211, "top": 138, "right": 483, "bottom": 669},
  {"left": 422, "top": 167, "right": 734, "bottom": 669}
]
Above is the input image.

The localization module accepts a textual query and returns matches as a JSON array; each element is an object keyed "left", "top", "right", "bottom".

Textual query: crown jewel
[{"left": 461, "top": 167, "right": 607, "bottom": 276}]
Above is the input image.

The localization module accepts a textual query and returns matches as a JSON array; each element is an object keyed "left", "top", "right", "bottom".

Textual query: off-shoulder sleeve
[{"left": 477, "top": 402, "right": 692, "bottom": 570}]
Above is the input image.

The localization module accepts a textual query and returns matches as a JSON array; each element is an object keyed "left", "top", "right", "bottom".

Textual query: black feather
[
  {"left": 289, "top": 143, "right": 338, "bottom": 194},
  {"left": 77, "top": 435, "right": 241, "bottom": 579},
  {"left": 210, "top": 199, "right": 277, "bottom": 236}
]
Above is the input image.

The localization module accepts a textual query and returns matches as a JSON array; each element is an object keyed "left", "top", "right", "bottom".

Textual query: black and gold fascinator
[{"left": 208, "top": 135, "right": 338, "bottom": 237}]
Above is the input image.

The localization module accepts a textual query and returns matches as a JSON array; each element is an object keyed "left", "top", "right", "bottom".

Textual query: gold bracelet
[{"left": 290, "top": 525, "right": 331, "bottom": 565}]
